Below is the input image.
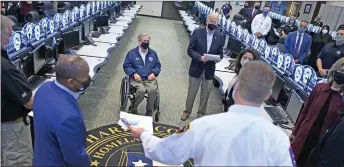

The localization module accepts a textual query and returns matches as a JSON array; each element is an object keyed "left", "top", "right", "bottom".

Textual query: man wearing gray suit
[{"left": 181, "top": 13, "right": 225, "bottom": 121}]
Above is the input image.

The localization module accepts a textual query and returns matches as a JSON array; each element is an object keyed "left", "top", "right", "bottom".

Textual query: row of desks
[{"left": 214, "top": 57, "right": 293, "bottom": 136}]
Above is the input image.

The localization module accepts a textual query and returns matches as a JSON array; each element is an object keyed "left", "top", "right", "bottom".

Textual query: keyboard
[{"left": 264, "top": 107, "right": 289, "bottom": 124}]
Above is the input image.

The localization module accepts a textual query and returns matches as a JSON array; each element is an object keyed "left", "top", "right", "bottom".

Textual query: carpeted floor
[{"left": 78, "top": 16, "right": 223, "bottom": 130}]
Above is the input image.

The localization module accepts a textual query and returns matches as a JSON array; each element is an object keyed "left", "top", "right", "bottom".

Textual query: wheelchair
[{"left": 119, "top": 76, "right": 161, "bottom": 122}]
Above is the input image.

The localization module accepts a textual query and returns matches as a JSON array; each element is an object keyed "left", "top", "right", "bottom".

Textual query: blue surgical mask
[
  {"left": 298, "top": 28, "right": 307, "bottom": 34},
  {"left": 263, "top": 10, "right": 269, "bottom": 16}
]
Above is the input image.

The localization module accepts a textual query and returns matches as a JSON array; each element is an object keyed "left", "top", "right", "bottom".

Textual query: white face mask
[
  {"left": 240, "top": 59, "right": 248, "bottom": 66},
  {"left": 322, "top": 29, "right": 328, "bottom": 34}
]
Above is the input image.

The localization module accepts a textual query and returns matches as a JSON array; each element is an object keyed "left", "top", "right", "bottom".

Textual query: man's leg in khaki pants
[
  {"left": 144, "top": 79, "right": 158, "bottom": 116},
  {"left": 130, "top": 81, "right": 146, "bottom": 114},
  {"left": 181, "top": 74, "right": 202, "bottom": 121},
  {"left": 197, "top": 74, "right": 213, "bottom": 117},
  {"left": 1, "top": 121, "right": 33, "bottom": 166}
]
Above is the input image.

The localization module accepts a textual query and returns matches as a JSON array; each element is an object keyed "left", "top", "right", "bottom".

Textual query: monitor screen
[
  {"left": 33, "top": 45, "right": 47, "bottom": 74},
  {"left": 271, "top": 74, "right": 285, "bottom": 101},
  {"left": 83, "top": 19, "right": 91, "bottom": 37},
  {"left": 12, "top": 59, "right": 21, "bottom": 69},
  {"left": 62, "top": 29, "right": 80, "bottom": 50},
  {"left": 90, "top": 18, "right": 94, "bottom": 31},
  {"left": 285, "top": 90, "right": 305, "bottom": 124},
  {"left": 21, "top": 53, "right": 34, "bottom": 79},
  {"left": 226, "top": 35, "right": 245, "bottom": 55},
  {"left": 95, "top": 15, "right": 109, "bottom": 28}
]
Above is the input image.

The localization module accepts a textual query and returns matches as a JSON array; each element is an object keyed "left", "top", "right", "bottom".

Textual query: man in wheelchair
[{"left": 123, "top": 33, "right": 161, "bottom": 116}]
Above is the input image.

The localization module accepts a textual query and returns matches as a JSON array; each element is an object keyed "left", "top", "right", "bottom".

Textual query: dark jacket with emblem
[
  {"left": 123, "top": 46, "right": 161, "bottom": 81},
  {"left": 187, "top": 27, "right": 225, "bottom": 80},
  {"left": 291, "top": 83, "right": 342, "bottom": 160}
]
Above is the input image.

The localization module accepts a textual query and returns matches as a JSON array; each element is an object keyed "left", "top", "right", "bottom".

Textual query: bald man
[
  {"left": 32, "top": 55, "right": 91, "bottom": 166},
  {"left": 181, "top": 13, "right": 225, "bottom": 121}
]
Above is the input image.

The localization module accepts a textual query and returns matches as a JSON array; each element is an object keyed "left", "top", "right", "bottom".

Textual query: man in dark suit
[
  {"left": 181, "top": 13, "right": 225, "bottom": 121},
  {"left": 284, "top": 20, "right": 312, "bottom": 64},
  {"left": 243, "top": 2, "right": 262, "bottom": 33},
  {"left": 33, "top": 55, "right": 91, "bottom": 166}
]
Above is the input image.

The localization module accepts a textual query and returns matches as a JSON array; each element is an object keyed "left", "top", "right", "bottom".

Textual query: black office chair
[
  {"left": 233, "top": 14, "right": 245, "bottom": 27},
  {"left": 26, "top": 11, "right": 40, "bottom": 23}
]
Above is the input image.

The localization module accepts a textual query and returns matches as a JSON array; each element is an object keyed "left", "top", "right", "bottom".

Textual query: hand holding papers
[
  {"left": 117, "top": 111, "right": 154, "bottom": 134},
  {"left": 204, "top": 54, "right": 221, "bottom": 61}
]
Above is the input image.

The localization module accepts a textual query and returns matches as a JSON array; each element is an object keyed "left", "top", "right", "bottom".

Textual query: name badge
[{"left": 135, "top": 58, "right": 139, "bottom": 60}]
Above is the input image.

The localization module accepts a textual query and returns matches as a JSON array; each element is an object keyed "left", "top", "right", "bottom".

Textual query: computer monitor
[
  {"left": 83, "top": 19, "right": 91, "bottom": 37},
  {"left": 62, "top": 29, "right": 80, "bottom": 50},
  {"left": 285, "top": 90, "right": 305, "bottom": 124},
  {"left": 95, "top": 15, "right": 109, "bottom": 28},
  {"left": 12, "top": 59, "right": 21, "bottom": 69},
  {"left": 226, "top": 35, "right": 245, "bottom": 55},
  {"left": 271, "top": 74, "right": 285, "bottom": 101},
  {"left": 20, "top": 53, "right": 34, "bottom": 79},
  {"left": 32, "top": 45, "right": 47, "bottom": 74},
  {"left": 90, "top": 18, "right": 95, "bottom": 31}
]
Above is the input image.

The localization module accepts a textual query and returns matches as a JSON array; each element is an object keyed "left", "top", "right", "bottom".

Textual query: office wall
[
  {"left": 319, "top": 4, "right": 344, "bottom": 31},
  {"left": 298, "top": 1, "right": 317, "bottom": 22},
  {"left": 326, "top": 1, "right": 344, "bottom": 7},
  {"left": 137, "top": 1, "right": 163, "bottom": 17}
]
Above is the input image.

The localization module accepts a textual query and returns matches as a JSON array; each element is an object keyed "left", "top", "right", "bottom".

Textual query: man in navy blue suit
[
  {"left": 284, "top": 20, "right": 312, "bottom": 64},
  {"left": 33, "top": 55, "right": 91, "bottom": 166},
  {"left": 181, "top": 13, "right": 225, "bottom": 121}
]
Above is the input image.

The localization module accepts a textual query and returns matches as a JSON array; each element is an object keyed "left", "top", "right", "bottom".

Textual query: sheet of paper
[
  {"left": 204, "top": 54, "right": 221, "bottom": 61},
  {"left": 117, "top": 112, "right": 154, "bottom": 134},
  {"left": 153, "top": 161, "right": 183, "bottom": 166}
]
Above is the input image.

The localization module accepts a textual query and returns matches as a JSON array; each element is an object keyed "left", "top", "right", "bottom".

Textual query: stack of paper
[
  {"left": 117, "top": 112, "right": 154, "bottom": 134},
  {"left": 204, "top": 54, "right": 221, "bottom": 61}
]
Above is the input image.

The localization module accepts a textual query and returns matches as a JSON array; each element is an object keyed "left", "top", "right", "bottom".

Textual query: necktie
[{"left": 294, "top": 34, "right": 302, "bottom": 58}]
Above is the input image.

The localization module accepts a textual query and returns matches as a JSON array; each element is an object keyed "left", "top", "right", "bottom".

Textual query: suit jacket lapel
[
  {"left": 209, "top": 31, "right": 217, "bottom": 54},
  {"left": 202, "top": 28, "right": 208, "bottom": 54}
]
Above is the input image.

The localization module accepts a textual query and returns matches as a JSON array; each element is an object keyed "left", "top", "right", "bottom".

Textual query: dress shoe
[{"left": 181, "top": 111, "right": 190, "bottom": 121}]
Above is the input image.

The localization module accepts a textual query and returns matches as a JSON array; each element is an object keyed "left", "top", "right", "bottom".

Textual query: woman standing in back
[
  {"left": 290, "top": 58, "right": 344, "bottom": 167},
  {"left": 308, "top": 25, "right": 333, "bottom": 70}
]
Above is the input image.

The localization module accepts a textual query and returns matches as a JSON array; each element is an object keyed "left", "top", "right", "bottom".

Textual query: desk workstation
[
  {"left": 3, "top": 1, "right": 143, "bottom": 145},
  {"left": 178, "top": 2, "right": 329, "bottom": 135}
]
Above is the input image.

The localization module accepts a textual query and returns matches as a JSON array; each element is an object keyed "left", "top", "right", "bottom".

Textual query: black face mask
[
  {"left": 141, "top": 42, "right": 149, "bottom": 49},
  {"left": 207, "top": 24, "right": 217, "bottom": 31},
  {"left": 333, "top": 71, "right": 344, "bottom": 85},
  {"left": 255, "top": 5, "right": 260, "bottom": 9},
  {"left": 75, "top": 76, "right": 92, "bottom": 92},
  {"left": 244, "top": 5, "right": 249, "bottom": 8}
]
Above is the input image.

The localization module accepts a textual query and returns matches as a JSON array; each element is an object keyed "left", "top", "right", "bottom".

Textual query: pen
[{"left": 121, "top": 118, "right": 130, "bottom": 125}]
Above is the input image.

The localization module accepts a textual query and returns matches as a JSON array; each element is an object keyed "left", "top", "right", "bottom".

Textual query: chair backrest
[{"left": 276, "top": 43, "right": 285, "bottom": 53}]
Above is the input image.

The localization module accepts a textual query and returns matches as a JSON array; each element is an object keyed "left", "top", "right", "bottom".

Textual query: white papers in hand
[
  {"left": 204, "top": 54, "right": 221, "bottom": 61},
  {"left": 117, "top": 112, "right": 154, "bottom": 134}
]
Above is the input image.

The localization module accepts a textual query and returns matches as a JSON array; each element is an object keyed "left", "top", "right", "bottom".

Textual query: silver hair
[
  {"left": 1, "top": 16, "right": 15, "bottom": 36},
  {"left": 137, "top": 33, "right": 150, "bottom": 41}
]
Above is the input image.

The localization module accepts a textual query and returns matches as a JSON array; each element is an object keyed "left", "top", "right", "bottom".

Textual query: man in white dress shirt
[
  {"left": 251, "top": 6, "right": 272, "bottom": 38},
  {"left": 127, "top": 61, "right": 296, "bottom": 166}
]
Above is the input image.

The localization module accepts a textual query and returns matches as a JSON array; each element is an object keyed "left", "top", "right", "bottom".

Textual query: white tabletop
[
  {"left": 76, "top": 42, "right": 116, "bottom": 58},
  {"left": 79, "top": 56, "right": 106, "bottom": 79},
  {"left": 92, "top": 33, "right": 120, "bottom": 44},
  {"left": 116, "top": 16, "right": 133, "bottom": 21},
  {"left": 109, "top": 26, "right": 125, "bottom": 34}
]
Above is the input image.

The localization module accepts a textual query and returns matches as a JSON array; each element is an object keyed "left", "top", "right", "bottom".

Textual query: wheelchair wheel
[
  {"left": 120, "top": 77, "right": 129, "bottom": 111},
  {"left": 153, "top": 95, "right": 160, "bottom": 122}
]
